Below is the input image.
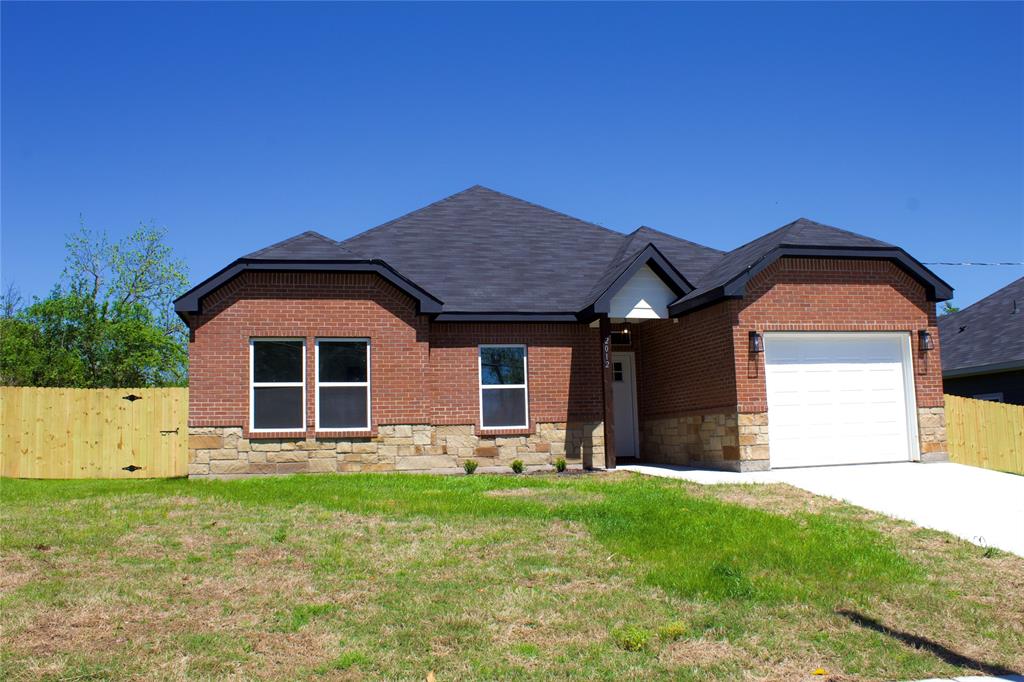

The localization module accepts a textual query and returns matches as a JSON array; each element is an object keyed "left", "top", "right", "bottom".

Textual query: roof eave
[
  {"left": 942, "top": 359, "right": 1024, "bottom": 378},
  {"left": 668, "top": 245, "right": 953, "bottom": 316},
  {"left": 174, "top": 258, "right": 444, "bottom": 323}
]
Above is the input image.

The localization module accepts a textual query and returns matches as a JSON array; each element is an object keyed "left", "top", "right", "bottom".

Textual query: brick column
[{"left": 600, "top": 316, "right": 616, "bottom": 469}]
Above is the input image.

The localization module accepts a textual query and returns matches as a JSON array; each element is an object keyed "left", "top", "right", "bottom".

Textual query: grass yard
[{"left": 1, "top": 472, "right": 1021, "bottom": 681}]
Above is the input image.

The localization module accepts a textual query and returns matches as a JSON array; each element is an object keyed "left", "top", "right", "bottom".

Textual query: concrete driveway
[{"left": 617, "top": 461, "right": 1024, "bottom": 557}]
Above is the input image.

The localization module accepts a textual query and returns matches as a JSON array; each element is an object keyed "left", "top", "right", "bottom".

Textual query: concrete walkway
[
  {"left": 909, "top": 677, "right": 1024, "bottom": 682},
  {"left": 617, "top": 461, "right": 1024, "bottom": 557}
]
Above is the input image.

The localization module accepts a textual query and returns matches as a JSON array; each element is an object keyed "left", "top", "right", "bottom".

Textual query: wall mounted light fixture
[
  {"left": 749, "top": 330, "right": 764, "bottom": 353},
  {"left": 918, "top": 329, "right": 934, "bottom": 351}
]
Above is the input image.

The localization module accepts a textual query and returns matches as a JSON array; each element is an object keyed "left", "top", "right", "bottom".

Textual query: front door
[{"left": 612, "top": 352, "right": 639, "bottom": 459}]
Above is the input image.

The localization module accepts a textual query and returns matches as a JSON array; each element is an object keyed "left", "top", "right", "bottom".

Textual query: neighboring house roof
[
  {"left": 175, "top": 186, "right": 953, "bottom": 321},
  {"left": 668, "top": 218, "right": 953, "bottom": 314},
  {"left": 938, "top": 276, "right": 1024, "bottom": 377}
]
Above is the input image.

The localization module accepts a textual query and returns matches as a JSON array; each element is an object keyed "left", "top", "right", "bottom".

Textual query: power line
[{"left": 922, "top": 261, "right": 1024, "bottom": 266}]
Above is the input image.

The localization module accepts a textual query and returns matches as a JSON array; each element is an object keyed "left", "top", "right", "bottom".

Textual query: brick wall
[
  {"left": 188, "top": 272, "right": 603, "bottom": 438},
  {"left": 632, "top": 304, "right": 738, "bottom": 419},
  {"left": 429, "top": 323, "right": 603, "bottom": 427},
  {"left": 630, "top": 257, "right": 944, "bottom": 470},
  {"left": 733, "top": 257, "right": 944, "bottom": 412}
]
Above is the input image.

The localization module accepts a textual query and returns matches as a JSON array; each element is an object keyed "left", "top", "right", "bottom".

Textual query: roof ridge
[
  {"left": 787, "top": 217, "right": 895, "bottom": 247},
  {"left": 472, "top": 185, "right": 626, "bottom": 237},
  {"left": 339, "top": 186, "right": 487, "bottom": 246}
]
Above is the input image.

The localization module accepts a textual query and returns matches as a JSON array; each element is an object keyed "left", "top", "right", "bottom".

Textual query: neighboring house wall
[
  {"left": 187, "top": 272, "right": 604, "bottom": 477},
  {"left": 944, "top": 370, "right": 1024, "bottom": 406},
  {"left": 637, "top": 258, "right": 946, "bottom": 471}
]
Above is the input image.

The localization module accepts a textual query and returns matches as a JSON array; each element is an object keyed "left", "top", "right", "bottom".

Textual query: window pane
[
  {"left": 253, "top": 341, "right": 303, "bottom": 383},
  {"left": 482, "top": 388, "right": 526, "bottom": 427},
  {"left": 319, "top": 386, "right": 368, "bottom": 429},
  {"left": 253, "top": 386, "right": 303, "bottom": 429},
  {"left": 480, "top": 347, "right": 525, "bottom": 385},
  {"left": 319, "top": 341, "right": 367, "bottom": 383}
]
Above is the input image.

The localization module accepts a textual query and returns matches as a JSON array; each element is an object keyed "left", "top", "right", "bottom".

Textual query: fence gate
[{"left": 1, "top": 387, "right": 188, "bottom": 479}]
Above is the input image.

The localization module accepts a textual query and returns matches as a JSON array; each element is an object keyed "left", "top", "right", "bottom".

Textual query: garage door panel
[{"left": 764, "top": 333, "right": 913, "bottom": 468}]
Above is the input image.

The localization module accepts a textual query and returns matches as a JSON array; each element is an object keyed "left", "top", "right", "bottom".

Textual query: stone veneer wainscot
[{"left": 188, "top": 422, "right": 604, "bottom": 478}]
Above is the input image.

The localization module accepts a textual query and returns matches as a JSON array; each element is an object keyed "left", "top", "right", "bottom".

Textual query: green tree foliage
[
  {"left": 940, "top": 302, "right": 961, "bottom": 315},
  {"left": 0, "top": 222, "right": 189, "bottom": 387}
]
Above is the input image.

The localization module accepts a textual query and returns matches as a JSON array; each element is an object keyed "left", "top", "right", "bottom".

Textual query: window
[
  {"left": 251, "top": 339, "right": 305, "bottom": 432},
  {"left": 479, "top": 345, "right": 528, "bottom": 429},
  {"left": 613, "top": 361, "right": 624, "bottom": 382},
  {"left": 316, "top": 339, "right": 370, "bottom": 430}
]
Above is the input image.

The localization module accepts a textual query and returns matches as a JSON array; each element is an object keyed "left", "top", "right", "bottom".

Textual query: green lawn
[{"left": 1, "top": 473, "right": 1021, "bottom": 680}]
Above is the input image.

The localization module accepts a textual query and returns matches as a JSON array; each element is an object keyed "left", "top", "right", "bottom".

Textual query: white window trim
[
  {"left": 315, "top": 338, "right": 371, "bottom": 432},
  {"left": 478, "top": 344, "right": 529, "bottom": 430},
  {"left": 250, "top": 337, "right": 306, "bottom": 434}
]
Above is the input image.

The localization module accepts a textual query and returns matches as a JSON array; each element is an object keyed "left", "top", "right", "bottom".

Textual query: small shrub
[
  {"left": 317, "top": 650, "right": 370, "bottom": 673},
  {"left": 710, "top": 562, "right": 755, "bottom": 599},
  {"left": 463, "top": 459, "right": 478, "bottom": 475},
  {"left": 554, "top": 457, "right": 567, "bottom": 473},
  {"left": 657, "top": 621, "right": 688, "bottom": 641},
  {"left": 983, "top": 545, "right": 1003, "bottom": 559},
  {"left": 511, "top": 459, "right": 524, "bottom": 474},
  {"left": 612, "top": 625, "right": 650, "bottom": 652}
]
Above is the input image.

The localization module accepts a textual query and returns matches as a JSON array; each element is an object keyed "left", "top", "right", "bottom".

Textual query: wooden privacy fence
[
  {"left": 944, "top": 394, "right": 1024, "bottom": 476},
  {"left": 1, "top": 387, "right": 188, "bottom": 479}
]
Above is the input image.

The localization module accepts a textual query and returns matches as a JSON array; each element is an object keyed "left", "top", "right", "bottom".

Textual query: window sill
[
  {"left": 475, "top": 426, "right": 534, "bottom": 437},
  {"left": 315, "top": 429, "right": 377, "bottom": 439},
  {"left": 245, "top": 428, "right": 378, "bottom": 440},
  {"left": 246, "top": 430, "right": 308, "bottom": 440}
]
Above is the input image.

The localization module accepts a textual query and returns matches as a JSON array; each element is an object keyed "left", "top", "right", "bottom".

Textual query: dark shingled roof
[
  {"left": 176, "top": 187, "right": 953, "bottom": 320},
  {"left": 938, "top": 276, "right": 1024, "bottom": 375},
  {"left": 341, "top": 186, "right": 634, "bottom": 313},
  {"left": 668, "top": 218, "right": 951, "bottom": 314},
  {"left": 677, "top": 218, "right": 895, "bottom": 301},
  {"left": 245, "top": 230, "right": 361, "bottom": 260}
]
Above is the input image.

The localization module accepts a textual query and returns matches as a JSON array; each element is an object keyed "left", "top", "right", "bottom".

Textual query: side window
[
  {"left": 316, "top": 339, "right": 370, "bottom": 430},
  {"left": 479, "top": 345, "right": 528, "bottom": 429},
  {"left": 251, "top": 339, "right": 305, "bottom": 431}
]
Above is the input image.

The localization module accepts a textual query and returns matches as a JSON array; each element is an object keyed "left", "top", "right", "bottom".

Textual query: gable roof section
[
  {"left": 173, "top": 231, "right": 443, "bottom": 318},
  {"left": 668, "top": 218, "right": 953, "bottom": 315},
  {"left": 938, "top": 276, "right": 1024, "bottom": 376},
  {"left": 583, "top": 241, "right": 693, "bottom": 317}
]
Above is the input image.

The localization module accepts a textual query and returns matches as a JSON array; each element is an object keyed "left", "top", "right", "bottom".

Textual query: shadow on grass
[{"left": 836, "top": 609, "right": 1021, "bottom": 677}]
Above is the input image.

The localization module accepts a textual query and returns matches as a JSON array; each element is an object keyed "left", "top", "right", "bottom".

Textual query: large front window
[
  {"left": 479, "top": 345, "right": 528, "bottom": 429},
  {"left": 316, "top": 339, "right": 370, "bottom": 430},
  {"left": 251, "top": 339, "right": 305, "bottom": 431}
]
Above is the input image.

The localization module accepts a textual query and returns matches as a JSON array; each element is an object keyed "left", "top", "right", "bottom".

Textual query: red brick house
[{"left": 176, "top": 186, "right": 952, "bottom": 477}]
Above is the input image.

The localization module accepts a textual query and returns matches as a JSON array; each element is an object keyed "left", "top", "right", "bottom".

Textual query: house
[
  {"left": 175, "top": 186, "right": 952, "bottom": 477},
  {"left": 938, "top": 276, "right": 1024, "bottom": 405}
]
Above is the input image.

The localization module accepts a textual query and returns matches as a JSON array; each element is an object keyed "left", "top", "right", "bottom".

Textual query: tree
[
  {"left": 940, "top": 302, "right": 960, "bottom": 315},
  {"left": 0, "top": 222, "right": 189, "bottom": 387}
]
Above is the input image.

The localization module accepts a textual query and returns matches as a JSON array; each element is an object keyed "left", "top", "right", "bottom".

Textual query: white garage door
[{"left": 763, "top": 333, "right": 917, "bottom": 468}]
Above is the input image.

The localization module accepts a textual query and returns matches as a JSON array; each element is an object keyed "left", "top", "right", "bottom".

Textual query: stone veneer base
[
  {"left": 188, "top": 422, "right": 604, "bottom": 478},
  {"left": 642, "top": 406, "right": 948, "bottom": 469},
  {"left": 640, "top": 411, "right": 769, "bottom": 471}
]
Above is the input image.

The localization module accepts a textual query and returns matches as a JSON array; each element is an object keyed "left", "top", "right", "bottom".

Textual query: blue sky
[{"left": 2, "top": 1, "right": 1021, "bottom": 309}]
